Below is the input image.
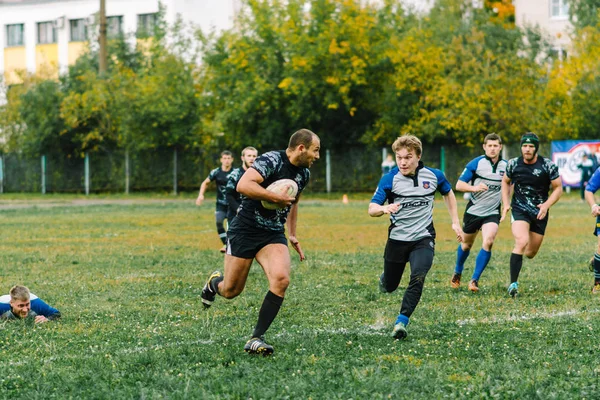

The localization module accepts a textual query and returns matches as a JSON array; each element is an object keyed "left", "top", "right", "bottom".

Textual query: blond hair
[
  {"left": 392, "top": 135, "right": 422, "bottom": 157},
  {"left": 241, "top": 146, "right": 258, "bottom": 157},
  {"left": 9, "top": 285, "right": 30, "bottom": 302}
]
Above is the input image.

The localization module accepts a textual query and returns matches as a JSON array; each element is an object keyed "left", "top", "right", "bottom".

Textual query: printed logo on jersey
[
  {"left": 422, "top": 181, "right": 431, "bottom": 189},
  {"left": 499, "top": 170, "right": 505, "bottom": 176},
  {"left": 533, "top": 169, "right": 542, "bottom": 177}
]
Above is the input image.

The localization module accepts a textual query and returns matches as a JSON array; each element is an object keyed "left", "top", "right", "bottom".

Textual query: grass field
[{"left": 0, "top": 194, "right": 599, "bottom": 399}]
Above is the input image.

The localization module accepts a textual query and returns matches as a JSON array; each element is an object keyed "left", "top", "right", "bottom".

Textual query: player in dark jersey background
[
  {"left": 583, "top": 167, "right": 600, "bottom": 294},
  {"left": 200, "top": 129, "right": 320, "bottom": 355},
  {"left": 225, "top": 146, "right": 258, "bottom": 224},
  {"left": 451, "top": 133, "right": 507, "bottom": 292},
  {"left": 501, "top": 132, "right": 562, "bottom": 297},
  {"left": 369, "top": 134, "right": 463, "bottom": 340},
  {"left": 196, "top": 150, "right": 234, "bottom": 253}
]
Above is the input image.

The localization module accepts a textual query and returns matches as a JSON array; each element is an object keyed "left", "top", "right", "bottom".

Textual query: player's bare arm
[
  {"left": 237, "top": 169, "right": 295, "bottom": 207},
  {"left": 536, "top": 177, "right": 563, "bottom": 220},
  {"left": 368, "top": 202, "right": 401, "bottom": 217},
  {"left": 286, "top": 198, "right": 305, "bottom": 261},
  {"left": 456, "top": 180, "right": 488, "bottom": 193},
  {"left": 442, "top": 190, "right": 464, "bottom": 242},
  {"left": 196, "top": 177, "right": 211, "bottom": 206},
  {"left": 585, "top": 190, "right": 600, "bottom": 216},
  {"left": 500, "top": 174, "right": 512, "bottom": 222}
]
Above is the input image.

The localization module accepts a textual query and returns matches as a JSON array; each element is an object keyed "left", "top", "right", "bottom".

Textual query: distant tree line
[{"left": 1, "top": 0, "right": 600, "bottom": 166}]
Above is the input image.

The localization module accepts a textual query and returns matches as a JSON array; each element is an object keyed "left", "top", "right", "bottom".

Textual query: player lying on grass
[{"left": 0, "top": 285, "right": 61, "bottom": 323}]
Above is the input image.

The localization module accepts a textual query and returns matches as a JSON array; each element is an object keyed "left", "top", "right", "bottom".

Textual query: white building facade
[
  {"left": 514, "top": 0, "right": 571, "bottom": 56},
  {"left": 0, "top": 0, "right": 239, "bottom": 85}
]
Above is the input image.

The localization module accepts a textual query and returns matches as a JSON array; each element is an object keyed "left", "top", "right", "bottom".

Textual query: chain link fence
[{"left": 0, "top": 141, "right": 551, "bottom": 194}]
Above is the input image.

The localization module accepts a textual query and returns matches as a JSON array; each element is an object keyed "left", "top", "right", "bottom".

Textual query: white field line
[{"left": 456, "top": 308, "right": 600, "bottom": 326}]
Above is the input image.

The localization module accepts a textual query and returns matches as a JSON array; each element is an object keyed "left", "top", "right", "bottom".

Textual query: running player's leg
[
  {"left": 394, "top": 240, "right": 434, "bottom": 338},
  {"left": 508, "top": 220, "right": 530, "bottom": 296},
  {"left": 215, "top": 210, "right": 227, "bottom": 245},
  {"left": 381, "top": 239, "right": 408, "bottom": 293},
  {"left": 243, "top": 243, "right": 290, "bottom": 354},
  {"left": 452, "top": 213, "right": 480, "bottom": 288},
  {"left": 218, "top": 255, "right": 253, "bottom": 299},
  {"left": 471, "top": 221, "right": 499, "bottom": 284},
  {"left": 593, "top": 232, "right": 600, "bottom": 293},
  {"left": 452, "top": 231, "right": 476, "bottom": 288},
  {"left": 523, "top": 215, "right": 548, "bottom": 259}
]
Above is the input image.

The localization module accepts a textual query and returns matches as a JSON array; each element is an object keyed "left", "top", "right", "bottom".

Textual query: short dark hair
[
  {"left": 484, "top": 133, "right": 502, "bottom": 145},
  {"left": 221, "top": 150, "right": 233, "bottom": 157},
  {"left": 288, "top": 129, "right": 318, "bottom": 150}
]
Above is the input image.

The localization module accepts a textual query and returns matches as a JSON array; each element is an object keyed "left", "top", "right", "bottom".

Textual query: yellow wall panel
[
  {"left": 3, "top": 47, "right": 27, "bottom": 85},
  {"left": 68, "top": 42, "right": 87, "bottom": 65},
  {"left": 35, "top": 43, "right": 59, "bottom": 79}
]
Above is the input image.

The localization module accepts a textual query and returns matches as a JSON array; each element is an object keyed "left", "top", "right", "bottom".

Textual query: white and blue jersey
[
  {"left": 586, "top": 168, "right": 600, "bottom": 194},
  {"left": 371, "top": 162, "right": 452, "bottom": 242},
  {"left": 458, "top": 155, "right": 507, "bottom": 217}
]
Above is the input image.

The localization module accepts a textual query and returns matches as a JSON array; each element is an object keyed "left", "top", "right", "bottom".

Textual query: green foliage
[{"left": 569, "top": 0, "right": 600, "bottom": 31}]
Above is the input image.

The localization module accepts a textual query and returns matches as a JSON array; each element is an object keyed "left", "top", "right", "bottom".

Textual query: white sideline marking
[{"left": 456, "top": 308, "right": 600, "bottom": 326}]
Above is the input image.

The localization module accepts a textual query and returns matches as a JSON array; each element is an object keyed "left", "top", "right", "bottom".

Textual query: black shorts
[
  {"left": 462, "top": 212, "right": 500, "bottom": 234},
  {"left": 384, "top": 236, "right": 435, "bottom": 264},
  {"left": 216, "top": 203, "right": 228, "bottom": 213},
  {"left": 511, "top": 208, "right": 548, "bottom": 235},
  {"left": 226, "top": 219, "right": 288, "bottom": 259},
  {"left": 593, "top": 216, "right": 600, "bottom": 236}
]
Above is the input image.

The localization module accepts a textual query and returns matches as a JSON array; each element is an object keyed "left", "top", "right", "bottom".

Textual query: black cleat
[
  {"left": 201, "top": 271, "right": 222, "bottom": 309},
  {"left": 244, "top": 337, "right": 274, "bottom": 355}
]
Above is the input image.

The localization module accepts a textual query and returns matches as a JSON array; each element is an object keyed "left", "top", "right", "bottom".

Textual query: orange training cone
[{"left": 342, "top": 194, "right": 349, "bottom": 204}]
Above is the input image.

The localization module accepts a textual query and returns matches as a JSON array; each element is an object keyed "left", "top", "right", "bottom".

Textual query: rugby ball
[{"left": 261, "top": 179, "right": 299, "bottom": 210}]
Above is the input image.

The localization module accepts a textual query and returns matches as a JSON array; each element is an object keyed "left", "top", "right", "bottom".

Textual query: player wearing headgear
[
  {"left": 451, "top": 133, "right": 507, "bottom": 292},
  {"left": 501, "top": 132, "right": 562, "bottom": 297},
  {"left": 369, "top": 134, "right": 463, "bottom": 340},
  {"left": 200, "top": 129, "right": 320, "bottom": 355},
  {"left": 583, "top": 167, "right": 600, "bottom": 294},
  {"left": 225, "top": 147, "right": 258, "bottom": 224}
]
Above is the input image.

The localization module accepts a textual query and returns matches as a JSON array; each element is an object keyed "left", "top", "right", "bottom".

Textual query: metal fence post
[
  {"left": 41, "top": 155, "right": 46, "bottom": 194},
  {"left": 326, "top": 149, "right": 331, "bottom": 193},
  {"left": 0, "top": 155, "right": 4, "bottom": 194},
  {"left": 85, "top": 152, "right": 90, "bottom": 195},
  {"left": 173, "top": 148, "right": 178, "bottom": 195},
  {"left": 125, "top": 150, "right": 130, "bottom": 194}
]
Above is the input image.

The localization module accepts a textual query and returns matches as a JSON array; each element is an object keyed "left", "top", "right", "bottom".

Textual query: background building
[
  {"left": 514, "top": 0, "right": 571, "bottom": 58},
  {"left": 0, "top": 0, "right": 240, "bottom": 85}
]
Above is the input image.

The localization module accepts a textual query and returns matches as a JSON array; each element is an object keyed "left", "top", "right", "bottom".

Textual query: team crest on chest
[
  {"left": 422, "top": 181, "right": 431, "bottom": 189},
  {"left": 533, "top": 169, "right": 542, "bottom": 177},
  {"left": 499, "top": 170, "right": 505, "bottom": 176}
]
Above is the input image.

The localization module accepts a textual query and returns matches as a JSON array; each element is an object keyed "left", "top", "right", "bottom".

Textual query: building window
[
  {"left": 6, "top": 24, "right": 24, "bottom": 47},
  {"left": 137, "top": 13, "right": 157, "bottom": 38},
  {"left": 107, "top": 16, "right": 123, "bottom": 38},
  {"left": 550, "top": 0, "right": 568, "bottom": 19},
  {"left": 70, "top": 19, "right": 87, "bottom": 42},
  {"left": 38, "top": 21, "right": 57, "bottom": 44}
]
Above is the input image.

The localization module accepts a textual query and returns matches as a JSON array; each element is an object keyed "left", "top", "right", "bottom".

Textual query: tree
[{"left": 569, "top": 0, "right": 600, "bottom": 31}]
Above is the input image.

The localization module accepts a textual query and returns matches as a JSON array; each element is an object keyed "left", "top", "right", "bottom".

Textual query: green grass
[{"left": 1, "top": 195, "right": 599, "bottom": 398}]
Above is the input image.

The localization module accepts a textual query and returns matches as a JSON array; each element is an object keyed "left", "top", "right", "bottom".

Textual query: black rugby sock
[
  {"left": 510, "top": 253, "right": 523, "bottom": 283},
  {"left": 252, "top": 291, "right": 284, "bottom": 338}
]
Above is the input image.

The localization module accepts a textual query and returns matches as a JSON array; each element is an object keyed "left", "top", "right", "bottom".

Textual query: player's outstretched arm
[
  {"left": 368, "top": 202, "right": 400, "bottom": 217},
  {"left": 456, "top": 180, "right": 488, "bottom": 193},
  {"left": 196, "top": 177, "right": 211, "bottom": 206},
  {"left": 537, "top": 177, "right": 563, "bottom": 220},
  {"left": 585, "top": 190, "right": 600, "bottom": 216},
  {"left": 500, "top": 175, "right": 512, "bottom": 222},
  {"left": 442, "top": 190, "right": 463, "bottom": 242}
]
